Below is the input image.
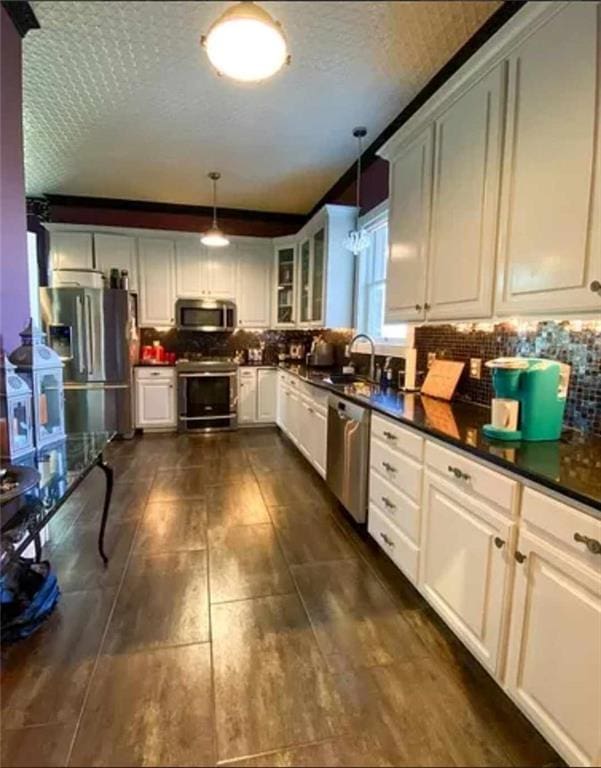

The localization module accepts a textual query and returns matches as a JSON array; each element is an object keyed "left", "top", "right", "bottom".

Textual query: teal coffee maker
[{"left": 482, "top": 357, "right": 570, "bottom": 441}]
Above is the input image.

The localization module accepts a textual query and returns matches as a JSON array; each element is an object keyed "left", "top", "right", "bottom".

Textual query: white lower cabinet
[
  {"left": 134, "top": 368, "right": 176, "bottom": 430},
  {"left": 276, "top": 372, "right": 327, "bottom": 477},
  {"left": 237, "top": 368, "right": 258, "bottom": 425},
  {"left": 257, "top": 369, "right": 277, "bottom": 423},
  {"left": 419, "top": 470, "right": 514, "bottom": 676},
  {"left": 505, "top": 527, "right": 601, "bottom": 766},
  {"left": 238, "top": 367, "right": 277, "bottom": 425}
]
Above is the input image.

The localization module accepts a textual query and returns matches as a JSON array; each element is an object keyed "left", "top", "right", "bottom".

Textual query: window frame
[{"left": 354, "top": 201, "right": 410, "bottom": 350}]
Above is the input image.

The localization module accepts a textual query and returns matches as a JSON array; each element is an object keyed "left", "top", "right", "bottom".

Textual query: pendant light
[
  {"left": 201, "top": 1, "right": 290, "bottom": 83},
  {"left": 343, "top": 127, "right": 370, "bottom": 256},
  {"left": 201, "top": 172, "right": 230, "bottom": 248}
]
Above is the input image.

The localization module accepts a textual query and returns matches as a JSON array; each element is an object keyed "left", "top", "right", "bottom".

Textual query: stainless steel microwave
[{"left": 175, "top": 299, "right": 236, "bottom": 331}]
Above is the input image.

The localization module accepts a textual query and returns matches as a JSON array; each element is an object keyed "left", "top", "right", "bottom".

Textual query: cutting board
[{"left": 421, "top": 360, "right": 465, "bottom": 401}]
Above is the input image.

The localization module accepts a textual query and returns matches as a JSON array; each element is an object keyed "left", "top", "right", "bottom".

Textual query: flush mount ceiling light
[
  {"left": 201, "top": 1, "right": 290, "bottom": 82},
  {"left": 201, "top": 172, "right": 230, "bottom": 248},
  {"left": 343, "top": 127, "right": 370, "bottom": 256}
]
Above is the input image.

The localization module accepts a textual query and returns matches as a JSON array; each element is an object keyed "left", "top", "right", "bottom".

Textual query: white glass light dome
[
  {"left": 201, "top": 226, "right": 230, "bottom": 247},
  {"left": 202, "top": 2, "right": 290, "bottom": 83}
]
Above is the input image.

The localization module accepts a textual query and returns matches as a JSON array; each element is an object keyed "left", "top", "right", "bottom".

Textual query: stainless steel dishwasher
[{"left": 326, "top": 394, "right": 370, "bottom": 523}]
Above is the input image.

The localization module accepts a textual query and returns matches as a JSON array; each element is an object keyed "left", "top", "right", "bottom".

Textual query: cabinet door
[
  {"left": 136, "top": 379, "right": 175, "bottom": 428},
  {"left": 257, "top": 369, "right": 277, "bottom": 423},
  {"left": 238, "top": 369, "right": 257, "bottom": 424},
  {"left": 311, "top": 406, "right": 327, "bottom": 477},
  {"left": 94, "top": 233, "right": 138, "bottom": 292},
  {"left": 50, "top": 231, "right": 94, "bottom": 271},
  {"left": 277, "top": 382, "right": 289, "bottom": 432},
  {"left": 274, "top": 244, "right": 296, "bottom": 326},
  {"left": 427, "top": 65, "right": 505, "bottom": 320},
  {"left": 311, "top": 228, "right": 325, "bottom": 325},
  {"left": 419, "top": 471, "right": 512, "bottom": 675},
  {"left": 138, "top": 238, "right": 176, "bottom": 327},
  {"left": 298, "top": 239, "right": 311, "bottom": 324},
  {"left": 297, "top": 398, "right": 313, "bottom": 461},
  {"left": 175, "top": 240, "right": 203, "bottom": 298},
  {"left": 385, "top": 126, "right": 433, "bottom": 322},
  {"left": 205, "top": 245, "right": 237, "bottom": 298},
  {"left": 506, "top": 530, "right": 601, "bottom": 767},
  {"left": 496, "top": 3, "right": 601, "bottom": 315},
  {"left": 237, "top": 245, "right": 271, "bottom": 328},
  {"left": 287, "top": 390, "right": 300, "bottom": 446}
]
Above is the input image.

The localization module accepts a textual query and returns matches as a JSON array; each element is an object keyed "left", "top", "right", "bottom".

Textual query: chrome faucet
[{"left": 348, "top": 333, "right": 376, "bottom": 382}]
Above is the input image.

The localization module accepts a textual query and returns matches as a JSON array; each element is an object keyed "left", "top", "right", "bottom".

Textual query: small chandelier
[
  {"left": 343, "top": 127, "right": 370, "bottom": 256},
  {"left": 201, "top": 1, "right": 290, "bottom": 83},
  {"left": 201, "top": 172, "right": 230, "bottom": 248}
]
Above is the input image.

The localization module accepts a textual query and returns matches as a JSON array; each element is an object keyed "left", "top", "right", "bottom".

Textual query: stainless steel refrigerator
[{"left": 40, "top": 287, "right": 137, "bottom": 436}]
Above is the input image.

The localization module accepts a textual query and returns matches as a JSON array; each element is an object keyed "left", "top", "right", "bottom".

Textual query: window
[{"left": 355, "top": 205, "right": 407, "bottom": 343}]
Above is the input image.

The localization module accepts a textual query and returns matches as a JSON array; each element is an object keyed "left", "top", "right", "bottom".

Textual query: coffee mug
[{"left": 491, "top": 398, "right": 519, "bottom": 431}]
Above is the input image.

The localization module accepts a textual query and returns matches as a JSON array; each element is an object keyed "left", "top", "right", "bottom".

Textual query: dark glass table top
[
  {"left": 282, "top": 364, "right": 601, "bottom": 515},
  {"left": 1, "top": 432, "right": 114, "bottom": 534}
]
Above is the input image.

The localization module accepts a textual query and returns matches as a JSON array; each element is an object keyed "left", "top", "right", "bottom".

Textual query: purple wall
[{"left": 0, "top": 6, "right": 29, "bottom": 353}]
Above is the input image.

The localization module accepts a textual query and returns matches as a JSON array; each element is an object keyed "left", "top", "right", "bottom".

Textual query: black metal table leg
[
  {"left": 96, "top": 453, "right": 114, "bottom": 565},
  {"left": 33, "top": 532, "right": 42, "bottom": 563}
]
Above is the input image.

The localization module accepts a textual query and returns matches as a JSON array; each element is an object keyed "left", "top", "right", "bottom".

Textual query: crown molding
[{"left": 1, "top": 1, "right": 39, "bottom": 37}]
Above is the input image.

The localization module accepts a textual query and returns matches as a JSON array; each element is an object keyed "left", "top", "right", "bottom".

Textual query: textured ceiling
[{"left": 24, "top": 1, "right": 500, "bottom": 213}]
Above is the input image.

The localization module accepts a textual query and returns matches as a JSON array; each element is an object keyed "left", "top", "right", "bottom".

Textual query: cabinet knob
[
  {"left": 415, "top": 304, "right": 422, "bottom": 311},
  {"left": 381, "top": 496, "right": 396, "bottom": 510},
  {"left": 379, "top": 531, "right": 395, "bottom": 548},
  {"left": 381, "top": 461, "right": 397, "bottom": 473},
  {"left": 590, "top": 280, "right": 601, "bottom": 296},
  {"left": 382, "top": 430, "right": 397, "bottom": 441},
  {"left": 424, "top": 302, "right": 431, "bottom": 311},
  {"left": 514, "top": 550, "right": 527, "bottom": 564},
  {"left": 494, "top": 536, "right": 505, "bottom": 549},
  {"left": 447, "top": 465, "right": 470, "bottom": 482},
  {"left": 574, "top": 532, "right": 601, "bottom": 555}
]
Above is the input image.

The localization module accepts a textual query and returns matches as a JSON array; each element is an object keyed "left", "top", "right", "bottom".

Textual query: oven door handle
[{"left": 178, "top": 371, "right": 238, "bottom": 378}]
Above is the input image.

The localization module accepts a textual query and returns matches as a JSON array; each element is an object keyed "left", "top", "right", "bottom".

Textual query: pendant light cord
[{"left": 212, "top": 177, "right": 218, "bottom": 228}]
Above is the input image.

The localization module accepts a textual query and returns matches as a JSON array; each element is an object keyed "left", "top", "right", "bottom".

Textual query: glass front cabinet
[
  {"left": 274, "top": 241, "right": 297, "bottom": 327},
  {"left": 272, "top": 206, "right": 357, "bottom": 329}
]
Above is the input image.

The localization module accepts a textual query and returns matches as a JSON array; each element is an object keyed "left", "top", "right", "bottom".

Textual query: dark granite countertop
[
  {"left": 135, "top": 362, "right": 175, "bottom": 368},
  {"left": 280, "top": 364, "right": 601, "bottom": 514}
]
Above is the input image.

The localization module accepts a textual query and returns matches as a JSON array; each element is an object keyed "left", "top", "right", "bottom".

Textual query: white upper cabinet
[
  {"left": 295, "top": 205, "right": 356, "bottom": 328},
  {"left": 427, "top": 64, "right": 505, "bottom": 320},
  {"left": 273, "top": 239, "right": 297, "bottom": 327},
  {"left": 176, "top": 240, "right": 237, "bottom": 298},
  {"left": 204, "top": 245, "right": 237, "bottom": 298},
  {"left": 94, "top": 233, "right": 138, "bottom": 291},
  {"left": 385, "top": 126, "right": 433, "bottom": 323},
  {"left": 495, "top": 2, "right": 600, "bottom": 315},
  {"left": 236, "top": 242, "right": 272, "bottom": 328},
  {"left": 50, "top": 231, "right": 94, "bottom": 271},
  {"left": 175, "top": 239, "right": 203, "bottom": 298},
  {"left": 138, "top": 237, "right": 176, "bottom": 327}
]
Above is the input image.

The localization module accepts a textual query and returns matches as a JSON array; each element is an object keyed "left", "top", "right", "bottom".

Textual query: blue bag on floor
[{"left": 1, "top": 559, "right": 60, "bottom": 644}]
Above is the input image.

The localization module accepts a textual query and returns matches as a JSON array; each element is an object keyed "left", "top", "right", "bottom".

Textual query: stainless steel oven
[
  {"left": 177, "top": 360, "right": 238, "bottom": 432},
  {"left": 175, "top": 299, "right": 236, "bottom": 332}
]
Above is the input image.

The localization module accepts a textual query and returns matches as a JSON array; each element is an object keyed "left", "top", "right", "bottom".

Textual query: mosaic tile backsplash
[
  {"left": 140, "top": 320, "right": 601, "bottom": 436},
  {"left": 414, "top": 321, "right": 601, "bottom": 436}
]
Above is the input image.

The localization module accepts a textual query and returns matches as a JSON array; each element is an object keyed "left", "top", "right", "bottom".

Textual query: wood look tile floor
[{"left": 0, "top": 429, "right": 563, "bottom": 768}]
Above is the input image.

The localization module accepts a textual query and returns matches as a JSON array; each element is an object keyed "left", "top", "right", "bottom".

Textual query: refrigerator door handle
[
  {"left": 75, "top": 295, "right": 86, "bottom": 374},
  {"left": 85, "top": 293, "right": 96, "bottom": 375}
]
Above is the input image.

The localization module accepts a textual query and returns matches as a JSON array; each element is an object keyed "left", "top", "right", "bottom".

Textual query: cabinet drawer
[
  {"left": 135, "top": 367, "right": 175, "bottom": 381},
  {"left": 370, "top": 437, "right": 422, "bottom": 503},
  {"left": 369, "top": 470, "right": 420, "bottom": 544},
  {"left": 371, "top": 413, "right": 424, "bottom": 460},
  {"left": 425, "top": 440, "right": 518, "bottom": 514},
  {"left": 368, "top": 503, "right": 419, "bottom": 584},
  {"left": 522, "top": 487, "right": 601, "bottom": 569},
  {"left": 239, "top": 368, "right": 257, "bottom": 380}
]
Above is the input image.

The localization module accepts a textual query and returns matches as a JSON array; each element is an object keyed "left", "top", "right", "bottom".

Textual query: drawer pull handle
[
  {"left": 447, "top": 465, "right": 470, "bottom": 481},
  {"left": 381, "top": 461, "right": 397, "bottom": 473},
  {"left": 574, "top": 533, "right": 601, "bottom": 555},
  {"left": 379, "top": 532, "right": 395, "bottom": 548},
  {"left": 381, "top": 496, "right": 395, "bottom": 510},
  {"left": 515, "top": 550, "right": 527, "bottom": 564},
  {"left": 382, "top": 430, "right": 397, "bottom": 441},
  {"left": 494, "top": 536, "right": 505, "bottom": 549}
]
